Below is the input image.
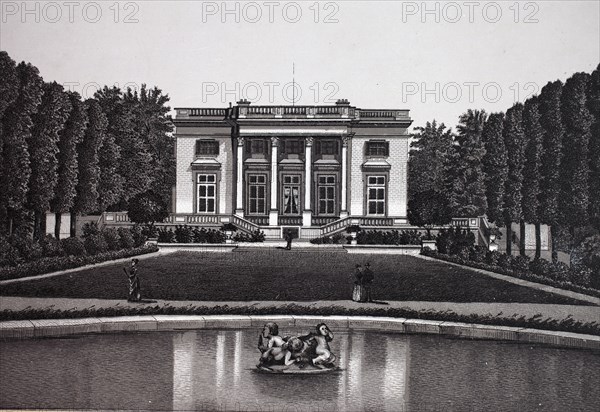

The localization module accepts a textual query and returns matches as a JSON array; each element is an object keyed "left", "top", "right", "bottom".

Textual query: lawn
[{"left": 0, "top": 250, "right": 590, "bottom": 304}]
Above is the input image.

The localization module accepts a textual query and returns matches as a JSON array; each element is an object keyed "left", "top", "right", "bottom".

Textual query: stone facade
[{"left": 173, "top": 101, "right": 412, "bottom": 238}]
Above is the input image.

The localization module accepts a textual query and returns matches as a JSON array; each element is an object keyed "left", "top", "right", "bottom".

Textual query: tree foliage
[
  {"left": 481, "top": 112, "right": 507, "bottom": 224},
  {"left": 538, "top": 80, "right": 565, "bottom": 228},
  {"left": 587, "top": 64, "right": 600, "bottom": 230},
  {"left": 450, "top": 109, "right": 488, "bottom": 217},
  {"left": 560, "top": 73, "right": 593, "bottom": 229},
  {"left": 127, "top": 190, "right": 169, "bottom": 226},
  {"left": 522, "top": 96, "right": 544, "bottom": 224},
  {"left": 72, "top": 99, "right": 106, "bottom": 215},
  {"left": 0, "top": 62, "right": 44, "bottom": 233},
  {"left": 408, "top": 121, "right": 454, "bottom": 231},
  {"left": 28, "top": 82, "right": 72, "bottom": 238}
]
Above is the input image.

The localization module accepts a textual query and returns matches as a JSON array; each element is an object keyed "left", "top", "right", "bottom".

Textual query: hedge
[
  {"left": 421, "top": 249, "right": 600, "bottom": 299},
  {"left": 0, "top": 245, "right": 159, "bottom": 281}
]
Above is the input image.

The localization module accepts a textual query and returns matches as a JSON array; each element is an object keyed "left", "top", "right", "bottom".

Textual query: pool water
[{"left": 1, "top": 328, "right": 598, "bottom": 411}]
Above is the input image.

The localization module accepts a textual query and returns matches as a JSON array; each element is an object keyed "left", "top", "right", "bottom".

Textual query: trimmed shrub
[
  {"left": 0, "top": 245, "right": 158, "bottom": 281},
  {"left": 548, "top": 262, "right": 570, "bottom": 282},
  {"left": 469, "top": 245, "right": 488, "bottom": 263},
  {"left": 118, "top": 228, "right": 135, "bottom": 249},
  {"left": 512, "top": 255, "right": 531, "bottom": 273},
  {"left": 570, "top": 267, "right": 592, "bottom": 287},
  {"left": 485, "top": 250, "right": 501, "bottom": 266},
  {"left": 84, "top": 234, "right": 108, "bottom": 255},
  {"left": 81, "top": 222, "right": 101, "bottom": 238},
  {"left": 130, "top": 225, "right": 147, "bottom": 247},
  {"left": 497, "top": 253, "right": 514, "bottom": 270},
  {"left": 175, "top": 225, "right": 194, "bottom": 243},
  {"left": 40, "top": 235, "right": 64, "bottom": 258},
  {"left": 529, "top": 258, "right": 553, "bottom": 277},
  {"left": 0, "top": 236, "right": 21, "bottom": 266},
  {"left": 61, "top": 237, "right": 87, "bottom": 256},
  {"left": 103, "top": 228, "right": 121, "bottom": 251},
  {"left": 436, "top": 227, "right": 475, "bottom": 255},
  {"left": 157, "top": 228, "right": 176, "bottom": 243}
]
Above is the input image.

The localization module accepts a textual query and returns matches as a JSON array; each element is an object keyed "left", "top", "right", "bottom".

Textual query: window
[
  {"left": 318, "top": 175, "right": 336, "bottom": 215},
  {"left": 367, "top": 176, "right": 386, "bottom": 215},
  {"left": 316, "top": 139, "right": 339, "bottom": 155},
  {"left": 248, "top": 174, "right": 267, "bottom": 215},
  {"left": 196, "top": 140, "right": 219, "bottom": 156},
  {"left": 197, "top": 174, "right": 216, "bottom": 213},
  {"left": 282, "top": 139, "right": 304, "bottom": 155},
  {"left": 282, "top": 175, "right": 301, "bottom": 215},
  {"left": 366, "top": 141, "right": 389, "bottom": 157},
  {"left": 246, "top": 139, "right": 268, "bottom": 155}
]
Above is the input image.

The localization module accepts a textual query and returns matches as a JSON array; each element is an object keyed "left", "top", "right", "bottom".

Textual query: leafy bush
[
  {"left": 84, "top": 234, "right": 108, "bottom": 255},
  {"left": 130, "top": 225, "right": 147, "bottom": 247},
  {"left": 175, "top": 225, "right": 194, "bottom": 243},
  {"left": 0, "top": 245, "right": 158, "bottom": 281},
  {"left": 346, "top": 225, "right": 361, "bottom": 233},
  {"left": 61, "top": 237, "right": 87, "bottom": 256},
  {"left": 0, "top": 236, "right": 21, "bottom": 266},
  {"left": 468, "top": 245, "right": 488, "bottom": 263},
  {"left": 512, "top": 255, "right": 531, "bottom": 273},
  {"left": 40, "top": 235, "right": 63, "bottom": 258},
  {"left": 103, "top": 228, "right": 121, "bottom": 251},
  {"left": 548, "top": 262, "right": 570, "bottom": 282},
  {"left": 570, "top": 267, "right": 592, "bottom": 287},
  {"left": 497, "top": 253, "right": 514, "bottom": 270},
  {"left": 158, "top": 228, "right": 176, "bottom": 243},
  {"left": 356, "top": 229, "right": 422, "bottom": 245},
  {"left": 485, "top": 250, "right": 501, "bottom": 266},
  {"left": 436, "top": 227, "right": 475, "bottom": 255},
  {"left": 529, "top": 258, "right": 553, "bottom": 277},
  {"left": 118, "top": 228, "right": 135, "bottom": 249},
  {"left": 81, "top": 222, "right": 101, "bottom": 238},
  {"left": 233, "top": 229, "right": 266, "bottom": 243},
  {"left": 222, "top": 223, "right": 238, "bottom": 232}
]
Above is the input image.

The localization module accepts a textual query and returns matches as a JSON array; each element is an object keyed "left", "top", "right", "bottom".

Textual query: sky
[{"left": 1, "top": 0, "right": 598, "bottom": 130}]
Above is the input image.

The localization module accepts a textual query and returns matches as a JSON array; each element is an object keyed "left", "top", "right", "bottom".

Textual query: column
[
  {"left": 302, "top": 137, "right": 313, "bottom": 227},
  {"left": 340, "top": 134, "right": 351, "bottom": 218},
  {"left": 235, "top": 137, "right": 244, "bottom": 217},
  {"left": 269, "top": 137, "right": 279, "bottom": 226}
]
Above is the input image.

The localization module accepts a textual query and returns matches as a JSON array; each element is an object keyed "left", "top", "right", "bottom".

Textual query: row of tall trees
[
  {"left": 0, "top": 51, "right": 175, "bottom": 239},
  {"left": 409, "top": 64, "right": 600, "bottom": 260}
]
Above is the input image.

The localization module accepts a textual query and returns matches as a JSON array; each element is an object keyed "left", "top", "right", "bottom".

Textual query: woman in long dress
[{"left": 124, "top": 259, "right": 141, "bottom": 302}]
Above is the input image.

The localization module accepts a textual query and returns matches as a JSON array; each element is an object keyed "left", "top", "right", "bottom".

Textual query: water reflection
[{"left": 1, "top": 330, "right": 599, "bottom": 411}]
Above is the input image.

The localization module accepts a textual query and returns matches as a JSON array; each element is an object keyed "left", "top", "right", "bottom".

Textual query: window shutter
[
  {"left": 214, "top": 141, "right": 220, "bottom": 156},
  {"left": 245, "top": 139, "right": 251, "bottom": 154},
  {"left": 195, "top": 140, "right": 200, "bottom": 156},
  {"left": 385, "top": 141, "right": 389, "bottom": 156}
]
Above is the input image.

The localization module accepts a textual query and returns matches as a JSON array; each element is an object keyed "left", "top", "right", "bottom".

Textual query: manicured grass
[{"left": 0, "top": 250, "right": 591, "bottom": 305}]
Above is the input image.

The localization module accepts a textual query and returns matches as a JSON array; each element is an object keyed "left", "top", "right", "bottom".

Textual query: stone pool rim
[{"left": 1, "top": 315, "right": 599, "bottom": 350}]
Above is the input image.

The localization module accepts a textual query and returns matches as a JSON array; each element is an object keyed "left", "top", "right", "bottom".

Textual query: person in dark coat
[
  {"left": 362, "top": 262, "right": 374, "bottom": 302},
  {"left": 284, "top": 229, "right": 293, "bottom": 250}
]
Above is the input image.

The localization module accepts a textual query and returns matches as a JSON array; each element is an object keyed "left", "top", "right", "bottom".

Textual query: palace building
[{"left": 172, "top": 99, "right": 413, "bottom": 239}]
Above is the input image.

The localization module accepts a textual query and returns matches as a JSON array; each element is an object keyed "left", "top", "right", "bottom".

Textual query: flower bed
[
  {"left": 0, "top": 245, "right": 158, "bottom": 281},
  {"left": 421, "top": 248, "right": 600, "bottom": 299}
]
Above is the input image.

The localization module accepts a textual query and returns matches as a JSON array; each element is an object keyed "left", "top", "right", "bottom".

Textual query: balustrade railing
[{"left": 279, "top": 216, "right": 303, "bottom": 226}]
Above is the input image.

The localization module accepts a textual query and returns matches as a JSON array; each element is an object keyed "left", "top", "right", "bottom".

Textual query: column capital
[
  {"left": 342, "top": 133, "right": 354, "bottom": 147},
  {"left": 270, "top": 136, "right": 280, "bottom": 146},
  {"left": 305, "top": 137, "right": 314, "bottom": 146},
  {"left": 236, "top": 137, "right": 245, "bottom": 146}
]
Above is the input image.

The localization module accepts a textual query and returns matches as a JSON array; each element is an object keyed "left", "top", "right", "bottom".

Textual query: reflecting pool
[{"left": 1, "top": 329, "right": 599, "bottom": 411}]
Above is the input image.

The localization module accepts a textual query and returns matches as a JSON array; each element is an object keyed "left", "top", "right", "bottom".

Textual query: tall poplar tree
[
  {"left": 0, "top": 62, "right": 43, "bottom": 234},
  {"left": 0, "top": 51, "right": 19, "bottom": 143},
  {"left": 538, "top": 80, "right": 565, "bottom": 262},
  {"left": 450, "top": 109, "right": 488, "bottom": 217},
  {"left": 481, "top": 112, "right": 507, "bottom": 225},
  {"left": 521, "top": 96, "right": 544, "bottom": 258},
  {"left": 503, "top": 103, "right": 526, "bottom": 255},
  {"left": 28, "top": 82, "right": 72, "bottom": 239},
  {"left": 586, "top": 64, "right": 600, "bottom": 230},
  {"left": 560, "top": 73, "right": 593, "bottom": 234},
  {"left": 51, "top": 92, "right": 87, "bottom": 238},
  {"left": 71, "top": 99, "right": 107, "bottom": 235}
]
